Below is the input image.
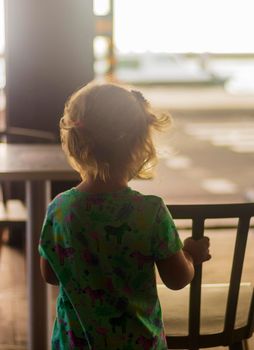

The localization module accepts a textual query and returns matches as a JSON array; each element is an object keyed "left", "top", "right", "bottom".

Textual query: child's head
[{"left": 60, "top": 81, "right": 171, "bottom": 181}]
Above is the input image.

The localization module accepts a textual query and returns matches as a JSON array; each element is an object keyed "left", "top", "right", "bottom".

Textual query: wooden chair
[
  {"left": 0, "top": 198, "right": 27, "bottom": 227},
  {"left": 157, "top": 203, "right": 254, "bottom": 350},
  {"left": 0, "top": 190, "right": 27, "bottom": 248},
  {"left": 0, "top": 128, "right": 56, "bottom": 245}
]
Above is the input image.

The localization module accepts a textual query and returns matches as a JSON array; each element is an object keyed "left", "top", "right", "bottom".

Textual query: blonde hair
[{"left": 60, "top": 81, "right": 171, "bottom": 181}]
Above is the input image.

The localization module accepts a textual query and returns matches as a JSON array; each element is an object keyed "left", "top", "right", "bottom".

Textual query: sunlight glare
[
  {"left": 0, "top": 0, "right": 5, "bottom": 53},
  {"left": 114, "top": 0, "right": 254, "bottom": 53}
]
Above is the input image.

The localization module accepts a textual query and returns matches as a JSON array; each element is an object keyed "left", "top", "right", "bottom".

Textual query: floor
[
  {"left": 0, "top": 225, "right": 253, "bottom": 350},
  {"left": 0, "top": 239, "right": 27, "bottom": 349}
]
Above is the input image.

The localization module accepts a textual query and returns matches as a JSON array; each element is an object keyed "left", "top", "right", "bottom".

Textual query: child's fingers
[
  {"left": 200, "top": 236, "right": 210, "bottom": 244},
  {"left": 201, "top": 237, "right": 211, "bottom": 261},
  {"left": 203, "top": 236, "right": 210, "bottom": 245},
  {"left": 202, "top": 254, "right": 212, "bottom": 263},
  {"left": 196, "top": 237, "right": 211, "bottom": 262},
  {"left": 184, "top": 236, "right": 210, "bottom": 243},
  {"left": 183, "top": 236, "right": 211, "bottom": 264},
  {"left": 198, "top": 236, "right": 210, "bottom": 249}
]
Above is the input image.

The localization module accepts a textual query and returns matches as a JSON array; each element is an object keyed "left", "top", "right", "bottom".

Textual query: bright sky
[
  {"left": 114, "top": 0, "right": 254, "bottom": 53},
  {"left": 1, "top": 0, "right": 254, "bottom": 54},
  {"left": 0, "top": 0, "right": 4, "bottom": 53}
]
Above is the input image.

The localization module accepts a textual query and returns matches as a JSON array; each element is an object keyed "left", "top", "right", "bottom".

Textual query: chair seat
[
  {"left": 0, "top": 199, "right": 27, "bottom": 223},
  {"left": 158, "top": 283, "right": 253, "bottom": 336}
]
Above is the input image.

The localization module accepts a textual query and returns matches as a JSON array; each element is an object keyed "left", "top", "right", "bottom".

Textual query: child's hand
[{"left": 183, "top": 237, "right": 211, "bottom": 265}]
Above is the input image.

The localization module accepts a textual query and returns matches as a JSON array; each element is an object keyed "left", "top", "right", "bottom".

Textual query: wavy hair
[{"left": 60, "top": 81, "right": 171, "bottom": 181}]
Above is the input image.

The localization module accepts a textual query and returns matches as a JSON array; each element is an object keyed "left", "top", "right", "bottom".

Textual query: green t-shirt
[{"left": 38, "top": 187, "right": 183, "bottom": 350}]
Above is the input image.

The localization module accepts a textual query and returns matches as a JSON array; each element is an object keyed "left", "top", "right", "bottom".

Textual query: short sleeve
[
  {"left": 38, "top": 194, "right": 76, "bottom": 286},
  {"left": 152, "top": 200, "right": 183, "bottom": 260},
  {"left": 38, "top": 195, "right": 58, "bottom": 261},
  {"left": 38, "top": 214, "right": 53, "bottom": 259}
]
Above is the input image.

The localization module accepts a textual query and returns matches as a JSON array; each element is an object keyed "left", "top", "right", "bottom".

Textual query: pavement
[
  {"left": 139, "top": 85, "right": 254, "bottom": 112},
  {"left": 130, "top": 86, "right": 254, "bottom": 204}
]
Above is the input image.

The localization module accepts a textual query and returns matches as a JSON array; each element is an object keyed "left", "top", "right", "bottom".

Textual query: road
[{"left": 130, "top": 88, "right": 254, "bottom": 204}]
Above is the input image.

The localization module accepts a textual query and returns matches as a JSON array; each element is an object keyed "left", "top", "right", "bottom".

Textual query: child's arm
[
  {"left": 156, "top": 237, "right": 211, "bottom": 290},
  {"left": 40, "top": 257, "right": 59, "bottom": 285},
  {"left": 156, "top": 250, "right": 195, "bottom": 290}
]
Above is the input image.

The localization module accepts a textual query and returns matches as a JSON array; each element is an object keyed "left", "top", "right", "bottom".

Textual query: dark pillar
[{"left": 4, "top": 0, "right": 94, "bottom": 139}]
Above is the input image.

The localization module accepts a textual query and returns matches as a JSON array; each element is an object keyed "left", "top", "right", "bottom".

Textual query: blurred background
[
  {"left": 0, "top": 1, "right": 254, "bottom": 349},
  {"left": 1, "top": 0, "right": 254, "bottom": 204}
]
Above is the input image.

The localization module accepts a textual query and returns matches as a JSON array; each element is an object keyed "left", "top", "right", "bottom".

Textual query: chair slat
[
  {"left": 188, "top": 218, "right": 205, "bottom": 347},
  {"left": 247, "top": 290, "right": 254, "bottom": 338},
  {"left": 224, "top": 216, "right": 251, "bottom": 339},
  {"left": 168, "top": 203, "right": 254, "bottom": 220}
]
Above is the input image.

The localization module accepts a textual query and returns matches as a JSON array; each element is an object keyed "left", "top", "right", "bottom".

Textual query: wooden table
[{"left": 0, "top": 143, "right": 79, "bottom": 350}]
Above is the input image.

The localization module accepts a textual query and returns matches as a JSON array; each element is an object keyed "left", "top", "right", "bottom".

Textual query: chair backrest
[{"left": 165, "top": 202, "right": 254, "bottom": 349}]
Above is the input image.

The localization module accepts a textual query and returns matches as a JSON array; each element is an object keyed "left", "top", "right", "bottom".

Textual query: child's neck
[{"left": 76, "top": 176, "right": 128, "bottom": 194}]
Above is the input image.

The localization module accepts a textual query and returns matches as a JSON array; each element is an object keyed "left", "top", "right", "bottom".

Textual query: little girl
[{"left": 39, "top": 81, "right": 210, "bottom": 349}]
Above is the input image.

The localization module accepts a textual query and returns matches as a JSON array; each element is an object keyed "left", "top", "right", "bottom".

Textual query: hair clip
[
  {"left": 73, "top": 120, "right": 85, "bottom": 129},
  {"left": 131, "top": 90, "right": 148, "bottom": 105}
]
